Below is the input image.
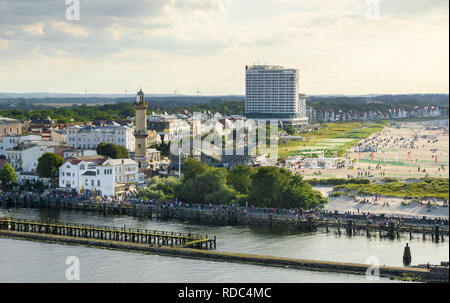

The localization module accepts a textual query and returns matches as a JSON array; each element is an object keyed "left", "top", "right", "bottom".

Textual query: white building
[
  {"left": 63, "top": 148, "right": 98, "bottom": 159},
  {"left": 245, "top": 65, "right": 308, "bottom": 127},
  {"left": 58, "top": 156, "right": 140, "bottom": 197},
  {"left": 148, "top": 114, "right": 191, "bottom": 143},
  {"left": 5, "top": 141, "right": 56, "bottom": 173},
  {"left": 0, "top": 134, "right": 42, "bottom": 156},
  {"left": 66, "top": 122, "right": 135, "bottom": 152}
]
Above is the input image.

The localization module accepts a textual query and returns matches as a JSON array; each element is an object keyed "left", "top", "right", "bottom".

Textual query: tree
[
  {"left": 284, "top": 125, "right": 296, "bottom": 135},
  {"left": 0, "top": 163, "right": 17, "bottom": 190},
  {"left": 248, "top": 166, "right": 327, "bottom": 209},
  {"left": 182, "top": 158, "right": 208, "bottom": 182},
  {"left": 37, "top": 152, "right": 65, "bottom": 179},
  {"left": 248, "top": 166, "right": 291, "bottom": 208},
  {"left": 96, "top": 143, "right": 129, "bottom": 159},
  {"left": 227, "top": 165, "right": 254, "bottom": 195},
  {"left": 175, "top": 159, "right": 237, "bottom": 204}
]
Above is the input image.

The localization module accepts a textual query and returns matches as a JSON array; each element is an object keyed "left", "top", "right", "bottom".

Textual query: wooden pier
[{"left": 0, "top": 217, "right": 216, "bottom": 250}]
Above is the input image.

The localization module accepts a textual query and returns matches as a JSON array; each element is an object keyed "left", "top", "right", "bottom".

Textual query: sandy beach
[
  {"left": 315, "top": 186, "right": 449, "bottom": 219},
  {"left": 286, "top": 121, "right": 449, "bottom": 180}
]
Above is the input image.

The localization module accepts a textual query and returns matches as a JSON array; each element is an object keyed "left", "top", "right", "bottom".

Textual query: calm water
[{"left": 0, "top": 207, "right": 448, "bottom": 283}]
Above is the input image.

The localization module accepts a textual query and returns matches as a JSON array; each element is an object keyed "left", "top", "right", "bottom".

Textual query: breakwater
[
  {"left": 1, "top": 193, "right": 448, "bottom": 241},
  {"left": 0, "top": 217, "right": 216, "bottom": 249},
  {"left": 0, "top": 227, "right": 447, "bottom": 282}
]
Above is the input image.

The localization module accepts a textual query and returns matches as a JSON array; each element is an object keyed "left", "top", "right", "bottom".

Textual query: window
[{"left": 97, "top": 180, "right": 100, "bottom": 186}]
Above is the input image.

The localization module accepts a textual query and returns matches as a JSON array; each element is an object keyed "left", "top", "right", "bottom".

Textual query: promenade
[{"left": 1, "top": 191, "right": 448, "bottom": 240}]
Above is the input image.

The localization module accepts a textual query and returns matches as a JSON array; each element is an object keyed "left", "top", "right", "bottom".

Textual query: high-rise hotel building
[{"left": 245, "top": 65, "right": 308, "bottom": 127}]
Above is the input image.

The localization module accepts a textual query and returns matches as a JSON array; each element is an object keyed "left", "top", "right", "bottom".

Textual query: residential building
[
  {"left": 58, "top": 156, "right": 140, "bottom": 197},
  {"left": 0, "top": 134, "right": 42, "bottom": 156},
  {"left": 5, "top": 141, "right": 56, "bottom": 173},
  {"left": 0, "top": 116, "right": 22, "bottom": 137},
  {"left": 66, "top": 122, "right": 135, "bottom": 151}
]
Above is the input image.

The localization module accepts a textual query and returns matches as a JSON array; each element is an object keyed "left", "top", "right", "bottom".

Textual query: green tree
[
  {"left": 0, "top": 163, "right": 17, "bottom": 190},
  {"left": 248, "top": 166, "right": 291, "bottom": 208},
  {"left": 284, "top": 125, "right": 296, "bottom": 135},
  {"left": 96, "top": 143, "right": 129, "bottom": 159},
  {"left": 227, "top": 165, "right": 254, "bottom": 195},
  {"left": 37, "top": 152, "right": 65, "bottom": 179},
  {"left": 248, "top": 166, "right": 327, "bottom": 209},
  {"left": 182, "top": 158, "right": 208, "bottom": 182},
  {"left": 175, "top": 159, "right": 237, "bottom": 204},
  {"left": 141, "top": 176, "right": 180, "bottom": 200}
]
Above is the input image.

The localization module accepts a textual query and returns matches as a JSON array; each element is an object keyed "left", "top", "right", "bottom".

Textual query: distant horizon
[{"left": 0, "top": 91, "right": 448, "bottom": 99}]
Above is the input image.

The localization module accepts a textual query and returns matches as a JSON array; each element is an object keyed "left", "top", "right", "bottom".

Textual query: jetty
[
  {"left": 0, "top": 217, "right": 216, "bottom": 249},
  {"left": 0, "top": 217, "right": 447, "bottom": 282}
]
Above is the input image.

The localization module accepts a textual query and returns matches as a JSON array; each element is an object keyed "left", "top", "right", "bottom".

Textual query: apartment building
[{"left": 245, "top": 65, "right": 308, "bottom": 127}]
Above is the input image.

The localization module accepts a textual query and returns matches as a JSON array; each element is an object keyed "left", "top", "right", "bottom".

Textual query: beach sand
[
  {"left": 315, "top": 186, "right": 449, "bottom": 219},
  {"left": 288, "top": 122, "right": 449, "bottom": 180}
]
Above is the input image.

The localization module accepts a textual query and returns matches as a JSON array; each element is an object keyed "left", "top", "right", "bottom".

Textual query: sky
[{"left": 0, "top": 0, "right": 448, "bottom": 95}]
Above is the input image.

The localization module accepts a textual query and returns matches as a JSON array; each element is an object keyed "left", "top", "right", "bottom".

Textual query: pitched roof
[{"left": 82, "top": 171, "right": 96, "bottom": 176}]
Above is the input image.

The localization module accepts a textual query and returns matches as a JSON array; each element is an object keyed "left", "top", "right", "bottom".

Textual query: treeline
[
  {"left": 0, "top": 102, "right": 136, "bottom": 123},
  {"left": 308, "top": 94, "right": 449, "bottom": 107},
  {"left": 309, "top": 101, "right": 441, "bottom": 114},
  {"left": 139, "top": 159, "right": 328, "bottom": 209},
  {"left": 0, "top": 99, "right": 245, "bottom": 123}
]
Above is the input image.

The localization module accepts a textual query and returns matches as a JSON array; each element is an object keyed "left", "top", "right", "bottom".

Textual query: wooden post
[
  {"left": 435, "top": 225, "right": 440, "bottom": 243},
  {"left": 403, "top": 243, "right": 411, "bottom": 265}
]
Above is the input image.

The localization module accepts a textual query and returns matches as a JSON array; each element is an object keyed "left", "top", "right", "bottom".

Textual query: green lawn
[
  {"left": 278, "top": 121, "right": 387, "bottom": 159},
  {"left": 334, "top": 178, "right": 449, "bottom": 200}
]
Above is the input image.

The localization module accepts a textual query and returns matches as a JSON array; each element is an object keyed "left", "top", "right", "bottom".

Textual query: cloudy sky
[{"left": 0, "top": 0, "right": 448, "bottom": 95}]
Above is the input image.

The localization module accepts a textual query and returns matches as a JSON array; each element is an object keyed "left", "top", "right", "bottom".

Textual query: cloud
[
  {"left": 51, "top": 21, "right": 89, "bottom": 37},
  {"left": 0, "top": 0, "right": 448, "bottom": 94},
  {"left": 21, "top": 22, "right": 45, "bottom": 36}
]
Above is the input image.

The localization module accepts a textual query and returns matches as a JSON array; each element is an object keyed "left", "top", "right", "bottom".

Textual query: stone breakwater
[{"left": 0, "top": 229, "right": 447, "bottom": 282}]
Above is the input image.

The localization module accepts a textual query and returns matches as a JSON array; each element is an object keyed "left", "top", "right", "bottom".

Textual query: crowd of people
[{"left": 0, "top": 189, "right": 447, "bottom": 228}]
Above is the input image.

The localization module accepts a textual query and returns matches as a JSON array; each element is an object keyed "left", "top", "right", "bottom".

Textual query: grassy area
[
  {"left": 334, "top": 178, "right": 449, "bottom": 200},
  {"left": 278, "top": 121, "right": 387, "bottom": 159}
]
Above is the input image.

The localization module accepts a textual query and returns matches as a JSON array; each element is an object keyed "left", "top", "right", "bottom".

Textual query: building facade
[
  {"left": 5, "top": 141, "right": 56, "bottom": 173},
  {"left": 244, "top": 65, "right": 308, "bottom": 127},
  {"left": 0, "top": 116, "right": 22, "bottom": 137},
  {"left": 0, "top": 134, "right": 42, "bottom": 156},
  {"left": 58, "top": 157, "right": 140, "bottom": 197},
  {"left": 66, "top": 122, "right": 135, "bottom": 151}
]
